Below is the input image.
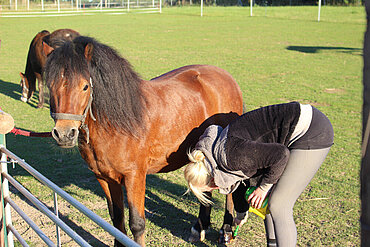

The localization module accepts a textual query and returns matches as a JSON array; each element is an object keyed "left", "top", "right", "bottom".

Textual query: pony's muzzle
[{"left": 52, "top": 126, "right": 79, "bottom": 148}]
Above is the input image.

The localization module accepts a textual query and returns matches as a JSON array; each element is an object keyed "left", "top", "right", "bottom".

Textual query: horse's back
[
  {"left": 151, "top": 64, "right": 243, "bottom": 114},
  {"left": 152, "top": 64, "right": 234, "bottom": 84},
  {"left": 43, "top": 29, "right": 80, "bottom": 49}
]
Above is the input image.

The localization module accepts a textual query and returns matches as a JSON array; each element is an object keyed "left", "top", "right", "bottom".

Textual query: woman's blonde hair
[{"left": 184, "top": 149, "right": 213, "bottom": 205}]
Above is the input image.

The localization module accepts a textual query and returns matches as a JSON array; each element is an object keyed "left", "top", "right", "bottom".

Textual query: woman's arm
[
  {"left": 226, "top": 139, "right": 290, "bottom": 207},
  {"left": 227, "top": 139, "right": 290, "bottom": 181}
]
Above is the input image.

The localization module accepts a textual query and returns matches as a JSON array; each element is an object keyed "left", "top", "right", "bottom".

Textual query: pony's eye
[{"left": 83, "top": 84, "right": 89, "bottom": 91}]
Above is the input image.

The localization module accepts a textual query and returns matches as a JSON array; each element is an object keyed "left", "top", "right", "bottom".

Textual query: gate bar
[
  {"left": 7, "top": 224, "right": 28, "bottom": 247},
  {"left": 3, "top": 173, "right": 92, "bottom": 247},
  {"left": 0, "top": 146, "right": 140, "bottom": 247},
  {"left": 6, "top": 197, "right": 55, "bottom": 246},
  {"left": 53, "top": 192, "right": 61, "bottom": 247}
]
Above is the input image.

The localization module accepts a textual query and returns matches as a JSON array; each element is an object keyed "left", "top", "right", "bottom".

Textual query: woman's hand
[{"left": 247, "top": 187, "right": 268, "bottom": 209}]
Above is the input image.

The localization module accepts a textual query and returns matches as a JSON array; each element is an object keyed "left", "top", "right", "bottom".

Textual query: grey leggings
[{"left": 264, "top": 147, "right": 331, "bottom": 247}]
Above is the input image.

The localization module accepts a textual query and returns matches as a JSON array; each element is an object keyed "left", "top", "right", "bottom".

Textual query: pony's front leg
[
  {"left": 96, "top": 177, "right": 126, "bottom": 247},
  {"left": 189, "top": 191, "right": 212, "bottom": 243},
  {"left": 124, "top": 171, "right": 146, "bottom": 246},
  {"left": 35, "top": 73, "right": 44, "bottom": 108}
]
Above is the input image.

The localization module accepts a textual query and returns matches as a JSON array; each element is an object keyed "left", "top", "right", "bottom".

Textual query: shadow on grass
[
  {"left": 286, "top": 46, "right": 362, "bottom": 55},
  {"left": 0, "top": 79, "right": 47, "bottom": 109},
  {"left": 0, "top": 79, "right": 21, "bottom": 101}
]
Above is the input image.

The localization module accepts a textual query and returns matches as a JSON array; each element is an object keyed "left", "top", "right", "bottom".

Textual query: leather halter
[{"left": 50, "top": 78, "right": 96, "bottom": 144}]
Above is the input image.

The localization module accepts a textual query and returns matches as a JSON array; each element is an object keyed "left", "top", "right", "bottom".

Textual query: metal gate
[{"left": 0, "top": 133, "right": 140, "bottom": 247}]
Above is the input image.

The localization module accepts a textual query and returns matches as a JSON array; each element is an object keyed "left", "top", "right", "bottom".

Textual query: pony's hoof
[
  {"left": 188, "top": 226, "right": 205, "bottom": 243},
  {"left": 218, "top": 228, "right": 233, "bottom": 245},
  {"left": 20, "top": 96, "right": 28, "bottom": 103}
]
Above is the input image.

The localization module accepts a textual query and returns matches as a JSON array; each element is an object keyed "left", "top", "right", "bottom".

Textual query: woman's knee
[{"left": 268, "top": 195, "right": 293, "bottom": 216}]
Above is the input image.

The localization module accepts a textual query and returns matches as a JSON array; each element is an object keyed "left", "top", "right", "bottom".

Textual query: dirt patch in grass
[
  {"left": 8, "top": 191, "right": 114, "bottom": 247},
  {"left": 324, "top": 88, "right": 346, "bottom": 94}
]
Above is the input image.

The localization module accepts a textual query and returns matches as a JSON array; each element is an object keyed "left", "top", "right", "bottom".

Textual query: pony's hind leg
[
  {"left": 219, "top": 180, "right": 251, "bottom": 244},
  {"left": 188, "top": 192, "right": 235, "bottom": 244},
  {"left": 218, "top": 193, "right": 235, "bottom": 244},
  {"left": 96, "top": 177, "right": 126, "bottom": 246}
]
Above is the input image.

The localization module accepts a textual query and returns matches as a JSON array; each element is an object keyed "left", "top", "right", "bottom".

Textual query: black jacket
[{"left": 221, "top": 102, "right": 301, "bottom": 186}]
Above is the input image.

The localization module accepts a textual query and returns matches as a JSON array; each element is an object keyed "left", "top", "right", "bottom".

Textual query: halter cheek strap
[{"left": 50, "top": 78, "right": 96, "bottom": 144}]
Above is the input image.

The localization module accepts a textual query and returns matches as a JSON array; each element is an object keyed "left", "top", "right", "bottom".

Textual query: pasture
[{"left": 0, "top": 5, "right": 365, "bottom": 246}]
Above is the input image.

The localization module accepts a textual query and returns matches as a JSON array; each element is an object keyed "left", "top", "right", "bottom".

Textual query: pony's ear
[
  {"left": 84, "top": 43, "right": 94, "bottom": 62},
  {"left": 43, "top": 41, "right": 54, "bottom": 56}
]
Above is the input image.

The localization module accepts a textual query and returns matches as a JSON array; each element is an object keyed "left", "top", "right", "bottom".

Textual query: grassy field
[{"left": 0, "top": 5, "right": 365, "bottom": 246}]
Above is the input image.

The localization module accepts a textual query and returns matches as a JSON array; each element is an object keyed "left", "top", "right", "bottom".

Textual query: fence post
[{"left": 1, "top": 134, "right": 13, "bottom": 247}]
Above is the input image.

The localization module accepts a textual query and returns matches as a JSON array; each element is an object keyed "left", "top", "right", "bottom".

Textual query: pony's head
[
  {"left": 44, "top": 38, "right": 92, "bottom": 147},
  {"left": 44, "top": 36, "right": 145, "bottom": 148}
]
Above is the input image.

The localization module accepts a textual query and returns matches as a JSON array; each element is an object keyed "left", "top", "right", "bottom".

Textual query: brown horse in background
[
  {"left": 20, "top": 29, "right": 80, "bottom": 108},
  {"left": 43, "top": 36, "right": 244, "bottom": 246}
]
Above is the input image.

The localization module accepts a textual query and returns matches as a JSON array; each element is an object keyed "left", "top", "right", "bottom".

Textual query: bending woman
[{"left": 184, "top": 101, "right": 334, "bottom": 247}]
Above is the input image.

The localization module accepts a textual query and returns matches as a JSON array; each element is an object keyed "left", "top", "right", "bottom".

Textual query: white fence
[
  {"left": 0, "top": 0, "right": 161, "bottom": 17},
  {"left": 0, "top": 140, "right": 140, "bottom": 247}
]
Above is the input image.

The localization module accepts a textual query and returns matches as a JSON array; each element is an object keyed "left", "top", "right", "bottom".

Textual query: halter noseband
[{"left": 51, "top": 78, "right": 96, "bottom": 144}]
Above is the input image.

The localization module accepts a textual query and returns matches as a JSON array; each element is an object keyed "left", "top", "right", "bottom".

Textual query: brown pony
[
  {"left": 43, "top": 36, "right": 243, "bottom": 246},
  {"left": 20, "top": 29, "right": 80, "bottom": 108}
]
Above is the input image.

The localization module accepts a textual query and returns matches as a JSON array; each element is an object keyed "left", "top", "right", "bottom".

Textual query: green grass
[{"left": 0, "top": 5, "right": 365, "bottom": 246}]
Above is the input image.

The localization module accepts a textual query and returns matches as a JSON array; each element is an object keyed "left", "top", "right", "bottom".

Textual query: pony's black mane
[{"left": 44, "top": 36, "right": 145, "bottom": 135}]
